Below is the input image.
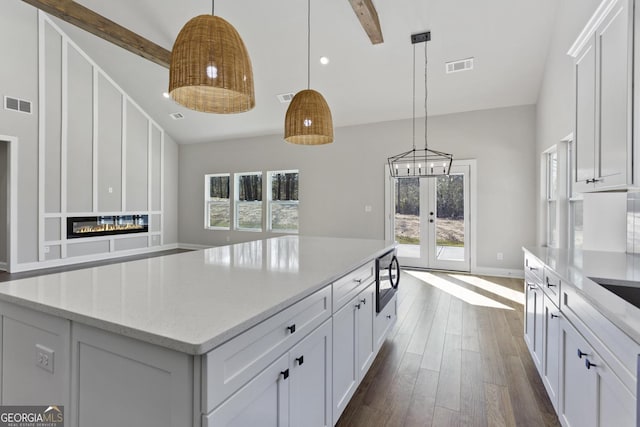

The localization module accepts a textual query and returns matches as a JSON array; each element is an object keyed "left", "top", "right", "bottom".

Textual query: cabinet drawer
[
  {"left": 374, "top": 293, "right": 397, "bottom": 351},
  {"left": 524, "top": 254, "right": 543, "bottom": 283},
  {"left": 561, "top": 285, "right": 639, "bottom": 395},
  {"left": 202, "top": 286, "right": 331, "bottom": 412},
  {"left": 333, "top": 261, "right": 374, "bottom": 312},
  {"left": 543, "top": 268, "right": 561, "bottom": 307}
]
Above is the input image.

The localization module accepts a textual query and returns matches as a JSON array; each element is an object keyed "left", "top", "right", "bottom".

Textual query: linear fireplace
[{"left": 67, "top": 215, "right": 148, "bottom": 239}]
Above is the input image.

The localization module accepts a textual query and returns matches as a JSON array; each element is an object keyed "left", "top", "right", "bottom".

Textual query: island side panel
[
  {"left": 70, "top": 323, "right": 194, "bottom": 427},
  {"left": 0, "top": 301, "right": 70, "bottom": 409}
]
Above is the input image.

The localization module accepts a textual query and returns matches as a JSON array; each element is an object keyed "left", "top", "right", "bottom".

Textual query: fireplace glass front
[{"left": 67, "top": 215, "right": 149, "bottom": 239}]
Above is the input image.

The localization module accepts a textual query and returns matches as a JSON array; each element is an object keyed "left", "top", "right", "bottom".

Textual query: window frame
[
  {"left": 544, "top": 146, "right": 559, "bottom": 248},
  {"left": 234, "top": 171, "right": 264, "bottom": 232},
  {"left": 567, "top": 138, "right": 584, "bottom": 249},
  {"left": 267, "top": 170, "right": 299, "bottom": 234},
  {"left": 204, "top": 173, "right": 231, "bottom": 230}
]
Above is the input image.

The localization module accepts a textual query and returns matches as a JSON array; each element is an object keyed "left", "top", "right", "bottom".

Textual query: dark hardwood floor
[
  {"left": 336, "top": 270, "right": 561, "bottom": 427},
  {"left": 0, "top": 249, "right": 190, "bottom": 282}
]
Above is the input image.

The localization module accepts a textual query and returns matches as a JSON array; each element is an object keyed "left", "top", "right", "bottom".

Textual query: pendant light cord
[
  {"left": 212, "top": 0, "right": 215, "bottom": 15},
  {"left": 424, "top": 40, "right": 428, "bottom": 151},
  {"left": 307, "top": 0, "right": 311, "bottom": 89},
  {"left": 412, "top": 44, "right": 416, "bottom": 151}
]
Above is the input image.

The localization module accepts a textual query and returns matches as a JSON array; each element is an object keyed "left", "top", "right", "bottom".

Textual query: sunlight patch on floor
[
  {"left": 447, "top": 274, "right": 524, "bottom": 305},
  {"left": 406, "top": 270, "right": 514, "bottom": 310}
]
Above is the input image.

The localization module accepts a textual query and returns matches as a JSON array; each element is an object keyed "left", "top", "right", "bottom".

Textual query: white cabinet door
[
  {"left": 524, "top": 281, "right": 543, "bottom": 371},
  {"left": 560, "top": 319, "right": 597, "bottom": 427},
  {"left": 332, "top": 283, "right": 376, "bottom": 424},
  {"left": 574, "top": 35, "right": 597, "bottom": 192},
  {"left": 559, "top": 318, "right": 636, "bottom": 427},
  {"left": 356, "top": 285, "right": 375, "bottom": 379},
  {"left": 290, "top": 320, "right": 332, "bottom": 427},
  {"left": 332, "top": 295, "right": 358, "bottom": 424},
  {"left": 205, "top": 354, "right": 290, "bottom": 427},
  {"left": 542, "top": 295, "right": 561, "bottom": 411},
  {"left": 596, "top": 0, "right": 631, "bottom": 186}
]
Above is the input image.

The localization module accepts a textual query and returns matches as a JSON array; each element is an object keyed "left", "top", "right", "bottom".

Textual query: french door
[{"left": 386, "top": 161, "right": 471, "bottom": 272}]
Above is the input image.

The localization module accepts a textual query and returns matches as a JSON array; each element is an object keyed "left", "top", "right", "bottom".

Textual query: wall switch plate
[
  {"left": 497, "top": 252, "right": 504, "bottom": 261},
  {"left": 365, "top": 205, "right": 372, "bottom": 213},
  {"left": 36, "top": 344, "right": 54, "bottom": 373},
  {"left": 108, "top": 187, "right": 113, "bottom": 193}
]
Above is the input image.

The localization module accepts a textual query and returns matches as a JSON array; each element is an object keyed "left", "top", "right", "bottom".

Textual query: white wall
[
  {"left": 0, "top": 142, "right": 7, "bottom": 265},
  {"left": 179, "top": 104, "right": 536, "bottom": 272},
  {"left": 0, "top": 1, "right": 178, "bottom": 271},
  {"left": 535, "top": 0, "right": 605, "bottom": 248}
]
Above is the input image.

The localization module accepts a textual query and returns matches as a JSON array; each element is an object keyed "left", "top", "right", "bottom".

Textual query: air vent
[
  {"left": 4, "top": 96, "right": 32, "bottom": 114},
  {"left": 169, "top": 112, "right": 184, "bottom": 120},
  {"left": 277, "top": 93, "right": 295, "bottom": 103},
  {"left": 445, "top": 58, "right": 474, "bottom": 74}
]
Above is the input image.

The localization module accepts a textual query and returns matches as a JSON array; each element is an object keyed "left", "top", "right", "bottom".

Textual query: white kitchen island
[{"left": 0, "top": 236, "right": 397, "bottom": 427}]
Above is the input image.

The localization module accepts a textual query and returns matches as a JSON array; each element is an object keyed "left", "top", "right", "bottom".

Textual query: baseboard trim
[
  {"left": 0, "top": 262, "right": 7, "bottom": 272},
  {"left": 178, "top": 243, "right": 214, "bottom": 250},
  {"left": 10, "top": 244, "right": 180, "bottom": 273},
  {"left": 471, "top": 267, "right": 524, "bottom": 279}
]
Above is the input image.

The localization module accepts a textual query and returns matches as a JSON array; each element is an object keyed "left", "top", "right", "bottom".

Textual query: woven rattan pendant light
[
  {"left": 169, "top": 0, "right": 255, "bottom": 114},
  {"left": 284, "top": 0, "right": 334, "bottom": 145}
]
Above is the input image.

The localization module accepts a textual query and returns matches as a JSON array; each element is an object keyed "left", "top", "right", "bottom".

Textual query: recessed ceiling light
[
  {"left": 319, "top": 56, "right": 330, "bottom": 65},
  {"left": 162, "top": 92, "right": 170, "bottom": 98}
]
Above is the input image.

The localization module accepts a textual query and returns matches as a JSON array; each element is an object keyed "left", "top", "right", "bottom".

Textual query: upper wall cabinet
[{"left": 570, "top": 0, "right": 634, "bottom": 192}]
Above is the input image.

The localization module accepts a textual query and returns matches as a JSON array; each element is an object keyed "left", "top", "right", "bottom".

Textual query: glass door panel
[{"left": 390, "top": 162, "right": 470, "bottom": 272}]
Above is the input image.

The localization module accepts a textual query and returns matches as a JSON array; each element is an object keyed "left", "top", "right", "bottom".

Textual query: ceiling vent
[
  {"left": 4, "top": 96, "right": 32, "bottom": 114},
  {"left": 445, "top": 58, "right": 474, "bottom": 74},
  {"left": 277, "top": 93, "right": 295, "bottom": 103},
  {"left": 169, "top": 112, "right": 185, "bottom": 120}
]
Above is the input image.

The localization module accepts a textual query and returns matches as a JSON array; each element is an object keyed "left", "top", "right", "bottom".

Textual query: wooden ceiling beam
[
  {"left": 347, "top": 0, "right": 384, "bottom": 45},
  {"left": 21, "top": 0, "right": 171, "bottom": 68}
]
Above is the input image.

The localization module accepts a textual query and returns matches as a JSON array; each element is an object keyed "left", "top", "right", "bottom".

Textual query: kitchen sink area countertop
[
  {"left": 0, "top": 236, "right": 395, "bottom": 355},
  {"left": 523, "top": 246, "right": 640, "bottom": 344}
]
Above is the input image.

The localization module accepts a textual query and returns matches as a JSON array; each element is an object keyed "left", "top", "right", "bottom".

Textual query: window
[
  {"left": 545, "top": 148, "right": 558, "bottom": 247},
  {"left": 205, "top": 174, "right": 230, "bottom": 229},
  {"left": 235, "top": 172, "right": 263, "bottom": 231},
  {"left": 268, "top": 170, "right": 299, "bottom": 233},
  {"left": 567, "top": 139, "right": 583, "bottom": 249}
]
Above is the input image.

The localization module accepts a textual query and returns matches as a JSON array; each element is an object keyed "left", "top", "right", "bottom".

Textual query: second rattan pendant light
[
  {"left": 284, "top": 0, "right": 334, "bottom": 145},
  {"left": 169, "top": 0, "right": 255, "bottom": 114}
]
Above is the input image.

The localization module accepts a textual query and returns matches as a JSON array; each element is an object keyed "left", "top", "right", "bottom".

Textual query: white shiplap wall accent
[{"left": 33, "top": 11, "right": 168, "bottom": 270}]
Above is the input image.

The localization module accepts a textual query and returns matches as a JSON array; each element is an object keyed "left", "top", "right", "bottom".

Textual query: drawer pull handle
[
  {"left": 386, "top": 315, "right": 392, "bottom": 319},
  {"left": 546, "top": 277, "right": 557, "bottom": 287},
  {"left": 295, "top": 356, "right": 304, "bottom": 366},
  {"left": 585, "top": 358, "right": 597, "bottom": 370},
  {"left": 281, "top": 369, "right": 289, "bottom": 380},
  {"left": 527, "top": 284, "right": 536, "bottom": 291},
  {"left": 360, "top": 298, "right": 366, "bottom": 305},
  {"left": 550, "top": 313, "right": 560, "bottom": 319},
  {"left": 528, "top": 266, "right": 537, "bottom": 271},
  {"left": 586, "top": 178, "right": 600, "bottom": 184},
  {"left": 577, "top": 349, "right": 588, "bottom": 359},
  {"left": 355, "top": 303, "right": 361, "bottom": 310},
  {"left": 286, "top": 324, "right": 296, "bottom": 334},
  {"left": 354, "top": 278, "right": 363, "bottom": 284}
]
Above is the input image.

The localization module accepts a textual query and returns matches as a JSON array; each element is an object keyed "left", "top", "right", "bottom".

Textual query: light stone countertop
[
  {"left": 523, "top": 246, "right": 640, "bottom": 344},
  {"left": 0, "top": 236, "right": 395, "bottom": 355}
]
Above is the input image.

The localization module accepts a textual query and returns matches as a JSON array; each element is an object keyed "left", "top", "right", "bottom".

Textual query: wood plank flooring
[{"left": 336, "top": 270, "right": 561, "bottom": 427}]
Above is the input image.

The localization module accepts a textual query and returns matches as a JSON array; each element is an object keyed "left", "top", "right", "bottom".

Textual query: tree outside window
[
  {"left": 205, "top": 174, "right": 230, "bottom": 229},
  {"left": 269, "top": 171, "right": 299, "bottom": 232},
  {"left": 235, "top": 172, "right": 263, "bottom": 231}
]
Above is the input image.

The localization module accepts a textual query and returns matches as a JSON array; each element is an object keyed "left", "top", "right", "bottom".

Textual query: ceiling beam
[
  {"left": 22, "top": 0, "right": 171, "bottom": 68},
  {"left": 347, "top": 0, "right": 384, "bottom": 45}
]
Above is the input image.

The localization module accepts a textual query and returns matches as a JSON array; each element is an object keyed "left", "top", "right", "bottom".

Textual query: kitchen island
[{"left": 0, "top": 236, "right": 397, "bottom": 427}]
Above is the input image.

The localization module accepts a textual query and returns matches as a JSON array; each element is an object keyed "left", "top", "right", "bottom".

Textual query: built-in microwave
[{"left": 375, "top": 249, "right": 400, "bottom": 313}]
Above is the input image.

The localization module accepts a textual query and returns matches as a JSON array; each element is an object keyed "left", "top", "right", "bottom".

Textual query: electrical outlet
[
  {"left": 497, "top": 252, "right": 504, "bottom": 261},
  {"left": 36, "top": 344, "right": 54, "bottom": 373}
]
